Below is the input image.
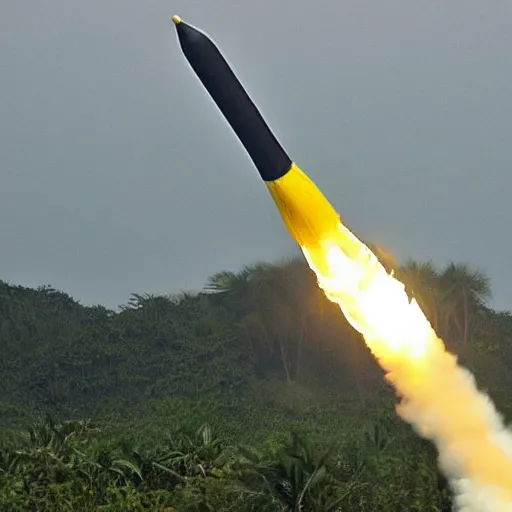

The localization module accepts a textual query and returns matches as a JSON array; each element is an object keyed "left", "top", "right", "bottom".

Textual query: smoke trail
[{"left": 301, "top": 224, "right": 512, "bottom": 511}]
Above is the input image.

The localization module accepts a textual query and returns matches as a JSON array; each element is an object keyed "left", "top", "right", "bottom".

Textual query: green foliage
[
  {"left": 0, "top": 252, "right": 507, "bottom": 510},
  {"left": 0, "top": 416, "right": 452, "bottom": 511}
]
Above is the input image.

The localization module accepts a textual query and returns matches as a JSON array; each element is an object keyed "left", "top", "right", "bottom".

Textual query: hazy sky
[{"left": 1, "top": 0, "right": 511, "bottom": 310}]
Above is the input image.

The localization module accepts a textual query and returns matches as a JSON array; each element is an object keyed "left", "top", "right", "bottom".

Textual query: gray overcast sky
[{"left": 1, "top": 0, "right": 511, "bottom": 310}]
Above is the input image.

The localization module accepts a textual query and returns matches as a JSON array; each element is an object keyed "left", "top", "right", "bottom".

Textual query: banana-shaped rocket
[{"left": 171, "top": 16, "right": 345, "bottom": 252}]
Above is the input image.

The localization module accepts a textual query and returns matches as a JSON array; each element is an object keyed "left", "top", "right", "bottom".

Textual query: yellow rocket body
[
  {"left": 265, "top": 163, "right": 340, "bottom": 248},
  {"left": 266, "top": 163, "right": 365, "bottom": 276}
]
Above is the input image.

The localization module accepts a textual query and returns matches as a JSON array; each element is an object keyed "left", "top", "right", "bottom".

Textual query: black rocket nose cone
[
  {"left": 172, "top": 15, "right": 205, "bottom": 48},
  {"left": 171, "top": 15, "right": 292, "bottom": 182}
]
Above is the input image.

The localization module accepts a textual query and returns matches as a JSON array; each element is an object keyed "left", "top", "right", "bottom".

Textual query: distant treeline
[{"left": 1, "top": 252, "right": 511, "bottom": 510}]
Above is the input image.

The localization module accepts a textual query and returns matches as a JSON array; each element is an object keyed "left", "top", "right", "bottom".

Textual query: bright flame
[{"left": 266, "top": 163, "right": 512, "bottom": 511}]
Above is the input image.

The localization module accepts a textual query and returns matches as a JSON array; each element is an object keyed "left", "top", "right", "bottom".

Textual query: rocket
[
  {"left": 171, "top": 21, "right": 512, "bottom": 505},
  {"left": 171, "top": 16, "right": 346, "bottom": 254}
]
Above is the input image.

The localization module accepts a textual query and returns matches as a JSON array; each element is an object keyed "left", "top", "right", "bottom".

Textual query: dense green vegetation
[{"left": 1, "top": 252, "right": 511, "bottom": 510}]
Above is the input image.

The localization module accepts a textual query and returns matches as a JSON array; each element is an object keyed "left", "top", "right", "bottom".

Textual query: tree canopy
[{"left": 1, "top": 252, "right": 510, "bottom": 510}]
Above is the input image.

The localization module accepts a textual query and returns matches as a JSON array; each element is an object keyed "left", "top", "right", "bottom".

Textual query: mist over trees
[{"left": 1, "top": 251, "right": 510, "bottom": 511}]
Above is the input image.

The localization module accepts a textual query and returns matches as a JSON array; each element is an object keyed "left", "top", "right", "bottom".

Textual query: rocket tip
[{"left": 171, "top": 15, "right": 182, "bottom": 25}]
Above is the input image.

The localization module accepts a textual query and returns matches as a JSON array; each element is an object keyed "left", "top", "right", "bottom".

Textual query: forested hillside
[{"left": 1, "top": 254, "right": 512, "bottom": 510}]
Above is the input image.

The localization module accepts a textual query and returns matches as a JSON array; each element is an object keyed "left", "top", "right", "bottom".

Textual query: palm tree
[
  {"left": 439, "top": 263, "right": 491, "bottom": 344},
  {"left": 398, "top": 259, "right": 441, "bottom": 331},
  {"left": 204, "top": 260, "right": 315, "bottom": 383}
]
